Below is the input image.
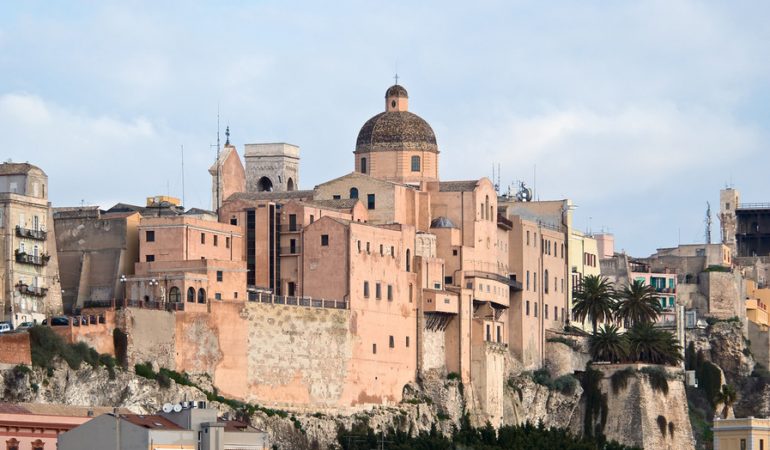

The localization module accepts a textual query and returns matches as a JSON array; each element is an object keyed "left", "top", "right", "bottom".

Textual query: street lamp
[{"left": 149, "top": 279, "right": 159, "bottom": 303}]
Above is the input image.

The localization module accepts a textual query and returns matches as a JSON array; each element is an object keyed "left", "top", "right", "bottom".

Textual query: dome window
[
  {"left": 411, "top": 156, "right": 421, "bottom": 172},
  {"left": 391, "top": 100, "right": 396, "bottom": 108},
  {"left": 361, "top": 157, "right": 368, "bottom": 174}
]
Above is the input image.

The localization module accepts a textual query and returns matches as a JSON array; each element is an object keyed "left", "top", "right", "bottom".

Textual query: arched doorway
[
  {"left": 257, "top": 177, "right": 273, "bottom": 192},
  {"left": 287, "top": 178, "right": 295, "bottom": 191},
  {"left": 169, "top": 287, "right": 181, "bottom": 302}
]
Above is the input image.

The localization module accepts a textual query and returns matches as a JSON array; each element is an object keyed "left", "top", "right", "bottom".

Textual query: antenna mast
[
  {"left": 181, "top": 144, "right": 185, "bottom": 208},
  {"left": 216, "top": 106, "right": 221, "bottom": 213},
  {"left": 705, "top": 202, "right": 712, "bottom": 244}
]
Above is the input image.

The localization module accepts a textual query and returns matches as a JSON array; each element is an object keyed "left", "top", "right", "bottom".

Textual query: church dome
[{"left": 356, "top": 85, "right": 438, "bottom": 153}]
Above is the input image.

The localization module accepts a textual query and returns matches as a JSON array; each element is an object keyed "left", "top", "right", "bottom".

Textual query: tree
[
  {"left": 615, "top": 279, "right": 662, "bottom": 327},
  {"left": 589, "top": 324, "right": 628, "bottom": 363},
  {"left": 572, "top": 275, "right": 616, "bottom": 335},
  {"left": 626, "top": 323, "right": 682, "bottom": 366},
  {"left": 714, "top": 384, "right": 738, "bottom": 419}
]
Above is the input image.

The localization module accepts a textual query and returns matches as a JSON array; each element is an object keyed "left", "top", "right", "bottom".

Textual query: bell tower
[{"left": 244, "top": 143, "right": 300, "bottom": 193}]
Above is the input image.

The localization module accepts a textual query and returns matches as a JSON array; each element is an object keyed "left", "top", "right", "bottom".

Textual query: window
[
  {"left": 741, "top": 439, "right": 746, "bottom": 450},
  {"left": 197, "top": 288, "right": 206, "bottom": 304},
  {"left": 554, "top": 305, "right": 558, "bottom": 320},
  {"left": 411, "top": 155, "right": 421, "bottom": 172},
  {"left": 146, "top": 254, "right": 155, "bottom": 262},
  {"left": 486, "top": 324, "right": 491, "bottom": 341},
  {"left": 409, "top": 283, "right": 413, "bottom": 303},
  {"left": 332, "top": 195, "right": 341, "bottom": 200},
  {"left": 146, "top": 230, "right": 155, "bottom": 242},
  {"left": 391, "top": 245, "right": 395, "bottom": 257},
  {"left": 187, "top": 287, "right": 195, "bottom": 302},
  {"left": 357, "top": 240, "right": 361, "bottom": 252},
  {"left": 445, "top": 276, "right": 453, "bottom": 285},
  {"left": 526, "top": 230, "right": 530, "bottom": 245},
  {"left": 215, "top": 293, "right": 222, "bottom": 300},
  {"left": 364, "top": 281, "right": 370, "bottom": 298},
  {"left": 230, "top": 217, "right": 237, "bottom": 225},
  {"left": 453, "top": 249, "right": 458, "bottom": 256},
  {"left": 387, "top": 285, "right": 393, "bottom": 301},
  {"left": 321, "top": 234, "right": 329, "bottom": 246},
  {"left": 234, "top": 292, "right": 238, "bottom": 299},
  {"left": 169, "top": 287, "right": 181, "bottom": 302},
  {"left": 200, "top": 233, "right": 206, "bottom": 244},
  {"left": 361, "top": 157, "right": 367, "bottom": 174},
  {"left": 6, "top": 438, "right": 20, "bottom": 450},
  {"left": 350, "top": 187, "right": 359, "bottom": 199},
  {"left": 376, "top": 283, "right": 382, "bottom": 299},
  {"left": 497, "top": 326, "right": 501, "bottom": 343},
  {"left": 526, "top": 300, "right": 530, "bottom": 316},
  {"left": 372, "top": 343, "right": 377, "bottom": 354},
  {"left": 226, "top": 237, "right": 230, "bottom": 248},
  {"left": 380, "top": 244, "right": 384, "bottom": 256},
  {"left": 288, "top": 282, "right": 296, "bottom": 296},
  {"left": 289, "top": 214, "right": 297, "bottom": 231},
  {"left": 309, "top": 215, "right": 315, "bottom": 224},
  {"left": 290, "top": 238, "right": 297, "bottom": 254},
  {"left": 367, "top": 194, "right": 376, "bottom": 209},
  {"left": 544, "top": 270, "right": 549, "bottom": 293},
  {"left": 761, "top": 438, "right": 764, "bottom": 450},
  {"left": 389, "top": 335, "right": 395, "bottom": 348},
  {"left": 213, "top": 235, "right": 218, "bottom": 246},
  {"left": 217, "top": 270, "right": 223, "bottom": 282},
  {"left": 30, "top": 440, "right": 44, "bottom": 450},
  {"left": 366, "top": 242, "right": 370, "bottom": 253},
  {"left": 545, "top": 304, "right": 549, "bottom": 319},
  {"left": 534, "top": 273, "right": 537, "bottom": 291},
  {"left": 534, "top": 303, "right": 538, "bottom": 317},
  {"left": 406, "top": 336, "right": 410, "bottom": 347}
]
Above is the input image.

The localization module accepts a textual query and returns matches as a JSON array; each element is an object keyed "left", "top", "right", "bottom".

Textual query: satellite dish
[
  {"left": 515, "top": 181, "right": 533, "bottom": 202},
  {"left": 162, "top": 403, "right": 173, "bottom": 413},
  {"left": 173, "top": 404, "right": 183, "bottom": 413},
  {"left": 182, "top": 401, "right": 189, "bottom": 408}
]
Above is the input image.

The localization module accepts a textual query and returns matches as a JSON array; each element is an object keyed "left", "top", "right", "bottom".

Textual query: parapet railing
[
  {"left": 738, "top": 203, "right": 770, "bottom": 210},
  {"left": 120, "top": 299, "right": 186, "bottom": 312},
  {"left": 248, "top": 292, "right": 348, "bottom": 310}
]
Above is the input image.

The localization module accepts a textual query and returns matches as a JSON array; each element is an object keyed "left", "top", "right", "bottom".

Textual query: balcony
[
  {"left": 654, "top": 287, "right": 677, "bottom": 294},
  {"left": 15, "top": 250, "right": 50, "bottom": 266},
  {"left": 279, "top": 224, "right": 303, "bottom": 233},
  {"left": 279, "top": 246, "right": 302, "bottom": 255},
  {"left": 423, "top": 289, "right": 459, "bottom": 314},
  {"left": 16, "top": 283, "right": 48, "bottom": 297},
  {"left": 16, "top": 226, "right": 47, "bottom": 241},
  {"left": 465, "top": 271, "right": 523, "bottom": 291}
]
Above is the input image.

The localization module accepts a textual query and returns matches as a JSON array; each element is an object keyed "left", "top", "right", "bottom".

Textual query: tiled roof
[
  {"left": 305, "top": 199, "right": 360, "bottom": 210},
  {"left": 438, "top": 180, "right": 479, "bottom": 192},
  {"left": 121, "top": 414, "right": 184, "bottom": 430},
  {"left": 226, "top": 190, "right": 314, "bottom": 202},
  {"left": 220, "top": 419, "right": 262, "bottom": 433},
  {"left": 356, "top": 111, "right": 437, "bottom": 153},
  {"left": 0, "top": 162, "right": 44, "bottom": 176}
]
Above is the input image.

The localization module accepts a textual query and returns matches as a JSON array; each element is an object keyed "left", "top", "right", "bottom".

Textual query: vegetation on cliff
[
  {"left": 28, "top": 325, "right": 116, "bottom": 378},
  {"left": 337, "top": 419, "right": 641, "bottom": 450}
]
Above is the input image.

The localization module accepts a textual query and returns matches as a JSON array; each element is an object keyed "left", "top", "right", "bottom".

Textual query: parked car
[
  {"left": 15, "top": 322, "right": 34, "bottom": 330},
  {"left": 0, "top": 322, "right": 12, "bottom": 333},
  {"left": 42, "top": 316, "right": 69, "bottom": 326}
]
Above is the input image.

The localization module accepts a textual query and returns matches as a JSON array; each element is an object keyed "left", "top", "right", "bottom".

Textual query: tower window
[
  {"left": 411, "top": 155, "right": 421, "bottom": 172},
  {"left": 391, "top": 100, "right": 396, "bottom": 108},
  {"left": 257, "top": 176, "right": 273, "bottom": 192},
  {"left": 361, "top": 157, "right": 367, "bottom": 174}
]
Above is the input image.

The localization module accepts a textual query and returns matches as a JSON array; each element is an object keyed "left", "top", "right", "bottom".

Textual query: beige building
[
  {"left": 713, "top": 417, "right": 770, "bottom": 450},
  {"left": 0, "top": 162, "right": 62, "bottom": 325}
]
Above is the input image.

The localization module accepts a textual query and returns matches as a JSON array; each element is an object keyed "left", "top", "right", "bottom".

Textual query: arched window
[
  {"left": 187, "top": 287, "right": 195, "bottom": 303},
  {"left": 169, "top": 287, "right": 181, "bottom": 302},
  {"left": 350, "top": 187, "right": 359, "bottom": 199},
  {"left": 197, "top": 288, "right": 206, "bottom": 304},
  {"left": 411, "top": 155, "right": 421, "bottom": 172},
  {"left": 544, "top": 270, "right": 549, "bottom": 293},
  {"left": 485, "top": 195, "right": 490, "bottom": 221},
  {"left": 257, "top": 177, "right": 273, "bottom": 192},
  {"left": 361, "top": 157, "right": 367, "bottom": 174},
  {"left": 287, "top": 178, "right": 295, "bottom": 191},
  {"left": 406, "top": 249, "right": 411, "bottom": 272}
]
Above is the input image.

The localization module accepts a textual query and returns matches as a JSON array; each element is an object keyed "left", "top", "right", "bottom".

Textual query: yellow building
[
  {"left": 713, "top": 417, "right": 770, "bottom": 450},
  {"left": 747, "top": 280, "right": 770, "bottom": 327}
]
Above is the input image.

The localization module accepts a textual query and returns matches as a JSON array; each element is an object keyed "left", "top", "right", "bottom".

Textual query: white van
[{"left": 0, "top": 322, "right": 12, "bottom": 333}]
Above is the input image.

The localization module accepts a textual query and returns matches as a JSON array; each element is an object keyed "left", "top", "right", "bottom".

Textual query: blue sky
[{"left": 1, "top": 1, "right": 768, "bottom": 256}]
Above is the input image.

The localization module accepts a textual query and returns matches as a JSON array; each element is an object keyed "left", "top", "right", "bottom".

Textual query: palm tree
[
  {"left": 615, "top": 279, "right": 663, "bottom": 327},
  {"left": 589, "top": 324, "right": 628, "bottom": 363},
  {"left": 626, "top": 323, "right": 683, "bottom": 366},
  {"left": 714, "top": 384, "right": 738, "bottom": 419},
  {"left": 572, "top": 275, "right": 616, "bottom": 335}
]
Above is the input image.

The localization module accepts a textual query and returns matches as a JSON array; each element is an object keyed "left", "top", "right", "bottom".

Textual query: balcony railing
[
  {"left": 279, "top": 224, "right": 303, "bottom": 233},
  {"left": 738, "top": 203, "right": 770, "bottom": 210},
  {"left": 16, "top": 226, "right": 47, "bottom": 240},
  {"left": 15, "top": 250, "right": 50, "bottom": 266},
  {"left": 16, "top": 283, "right": 48, "bottom": 297},
  {"left": 279, "top": 246, "right": 302, "bottom": 255},
  {"left": 120, "top": 299, "right": 186, "bottom": 312},
  {"left": 247, "top": 291, "right": 348, "bottom": 310},
  {"left": 654, "top": 287, "right": 677, "bottom": 294}
]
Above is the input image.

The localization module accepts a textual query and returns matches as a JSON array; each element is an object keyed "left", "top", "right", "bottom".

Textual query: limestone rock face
[
  {"left": 504, "top": 372, "right": 583, "bottom": 429},
  {"left": 688, "top": 321, "right": 754, "bottom": 383}
]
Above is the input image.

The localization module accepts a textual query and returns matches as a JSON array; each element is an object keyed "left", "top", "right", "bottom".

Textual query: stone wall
[
  {"left": 0, "top": 332, "right": 31, "bottom": 365},
  {"left": 701, "top": 271, "right": 744, "bottom": 320},
  {"left": 543, "top": 332, "right": 589, "bottom": 377},
  {"left": 749, "top": 321, "right": 770, "bottom": 369},
  {"left": 421, "top": 327, "right": 447, "bottom": 373},
  {"left": 599, "top": 364, "right": 695, "bottom": 450},
  {"left": 118, "top": 307, "right": 177, "bottom": 369}
]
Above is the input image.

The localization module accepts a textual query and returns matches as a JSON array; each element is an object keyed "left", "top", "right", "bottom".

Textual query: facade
[
  {"left": 58, "top": 407, "right": 269, "bottom": 450},
  {"left": 53, "top": 207, "right": 141, "bottom": 313},
  {"left": 0, "top": 162, "right": 62, "bottom": 326},
  {"left": 720, "top": 187, "right": 770, "bottom": 258},
  {"left": 0, "top": 402, "right": 120, "bottom": 450},
  {"left": 713, "top": 417, "right": 770, "bottom": 450}
]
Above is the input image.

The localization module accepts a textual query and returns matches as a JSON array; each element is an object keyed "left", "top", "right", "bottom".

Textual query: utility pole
[{"left": 705, "top": 202, "right": 713, "bottom": 244}]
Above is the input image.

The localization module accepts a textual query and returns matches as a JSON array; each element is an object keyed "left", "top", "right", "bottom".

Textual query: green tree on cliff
[
  {"left": 614, "top": 279, "right": 662, "bottom": 328},
  {"left": 714, "top": 384, "right": 738, "bottom": 419},
  {"left": 589, "top": 324, "right": 628, "bottom": 363},
  {"left": 625, "top": 323, "right": 682, "bottom": 366},
  {"left": 572, "top": 275, "right": 616, "bottom": 335}
]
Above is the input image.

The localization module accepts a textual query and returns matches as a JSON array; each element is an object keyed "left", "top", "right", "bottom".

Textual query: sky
[{"left": 1, "top": 1, "right": 768, "bottom": 256}]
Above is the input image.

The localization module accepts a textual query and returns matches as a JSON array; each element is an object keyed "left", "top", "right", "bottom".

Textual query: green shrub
[
  {"left": 157, "top": 372, "right": 171, "bottom": 388},
  {"left": 697, "top": 360, "right": 722, "bottom": 405},
  {"left": 532, "top": 368, "right": 552, "bottom": 387},
  {"left": 703, "top": 265, "right": 731, "bottom": 273},
  {"left": 134, "top": 362, "right": 156, "bottom": 380},
  {"left": 552, "top": 375, "right": 578, "bottom": 395},
  {"left": 12, "top": 364, "right": 31, "bottom": 377},
  {"left": 158, "top": 368, "right": 194, "bottom": 387},
  {"left": 546, "top": 336, "right": 581, "bottom": 351},
  {"left": 610, "top": 367, "right": 636, "bottom": 394},
  {"left": 447, "top": 372, "right": 460, "bottom": 380}
]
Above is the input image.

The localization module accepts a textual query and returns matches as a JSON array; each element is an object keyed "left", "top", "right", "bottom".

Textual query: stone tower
[
  {"left": 720, "top": 187, "right": 740, "bottom": 254},
  {"left": 244, "top": 143, "right": 300, "bottom": 193}
]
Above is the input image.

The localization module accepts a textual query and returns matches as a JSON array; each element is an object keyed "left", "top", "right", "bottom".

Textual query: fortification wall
[
  {"left": 0, "top": 333, "right": 31, "bottom": 365},
  {"left": 421, "top": 327, "right": 447, "bottom": 373},
  {"left": 118, "top": 308, "right": 177, "bottom": 369}
]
